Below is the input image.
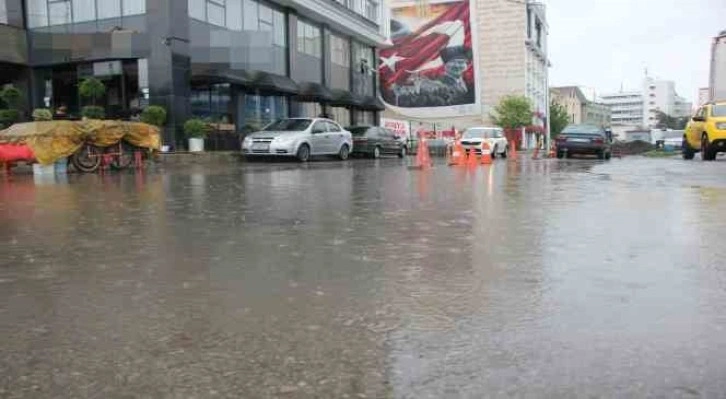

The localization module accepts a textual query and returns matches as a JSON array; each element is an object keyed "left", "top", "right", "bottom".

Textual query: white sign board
[{"left": 381, "top": 118, "right": 410, "bottom": 138}]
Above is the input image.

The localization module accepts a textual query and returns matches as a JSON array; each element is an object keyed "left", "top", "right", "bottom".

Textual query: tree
[
  {"left": 78, "top": 78, "right": 106, "bottom": 106},
  {"left": 490, "top": 95, "right": 533, "bottom": 129},
  {"left": 655, "top": 111, "right": 689, "bottom": 130},
  {"left": 549, "top": 98, "right": 569, "bottom": 137}
]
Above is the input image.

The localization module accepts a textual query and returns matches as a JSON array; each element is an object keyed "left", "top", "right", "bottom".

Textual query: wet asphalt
[{"left": 2, "top": 155, "right": 726, "bottom": 398}]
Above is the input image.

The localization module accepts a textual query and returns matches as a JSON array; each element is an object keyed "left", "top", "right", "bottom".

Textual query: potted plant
[
  {"left": 184, "top": 118, "right": 210, "bottom": 152},
  {"left": 140, "top": 105, "right": 167, "bottom": 127},
  {"left": 32, "top": 108, "right": 53, "bottom": 121},
  {"left": 78, "top": 77, "right": 106, "bottom": 120}
]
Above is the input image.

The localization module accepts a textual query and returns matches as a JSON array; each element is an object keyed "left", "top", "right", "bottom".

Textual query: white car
[
  {"left": 242, "top": 118, "right": 353, "bottom": 162},
  {"left": 460, "top": 127, "right": 509, "bottom": 158}
]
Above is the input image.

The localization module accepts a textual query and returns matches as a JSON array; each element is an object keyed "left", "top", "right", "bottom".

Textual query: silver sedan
[{"left": 242, "top": 118, "right": 353, "bottom": 162}]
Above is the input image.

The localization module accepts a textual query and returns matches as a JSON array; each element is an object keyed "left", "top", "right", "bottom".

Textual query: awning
[
  {"left": 249, "top": 71, "right": 299, "bottom": 95},
  {"left": 360, "top": 96, "right": 386, "bottom": 111},
  {"left": 296, "top": 82, "right": 334, "bottom": 102},
  {"left": 190, "top": 64, "right": 252, "bottom": 86},
  {"left": 329, "top": 89, "right": 365, "bottom": 108}
]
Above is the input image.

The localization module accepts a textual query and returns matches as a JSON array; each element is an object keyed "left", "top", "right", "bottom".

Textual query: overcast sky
[{"left": 546, "top": 0, "right": 726, "bottom": 102}]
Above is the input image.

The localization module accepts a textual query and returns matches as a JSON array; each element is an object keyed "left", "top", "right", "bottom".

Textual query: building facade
[
  {"left": 698, "top": 87, "right": 710, "bottom": 106},
  {"left": 642, "top": 76, "right": 692, "bottom": 128},
  {"left": 551, "top": 86, "right": 610, "bottom": 127},
  {"left": 382, "top": 0, "right": 550, "bottom": 149},
  {"left": 0, "top": 0, "right": 389, "bottom": 145},
  {"left": 599, "top": 91, "right": 642, "bottom": 126},
  {"left": 582, "top": 101, "right": 610, "bottom": 127}
]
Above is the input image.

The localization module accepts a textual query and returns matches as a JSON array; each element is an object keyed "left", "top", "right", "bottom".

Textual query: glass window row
[
  {"left": 189, "top": 0, "right": 286, "bottom": 47},
  {"left": 27, "top": 0, "right": 145, "bottom": 28}
]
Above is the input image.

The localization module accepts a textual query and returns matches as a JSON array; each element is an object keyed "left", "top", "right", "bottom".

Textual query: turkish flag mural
[{"left": 380, "top": 0, "right": 479, "bottom": 117}]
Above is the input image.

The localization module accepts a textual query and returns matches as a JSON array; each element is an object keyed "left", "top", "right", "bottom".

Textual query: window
[
  {"left": 48, "top": 0, "right": 71, "bottom": 25},
  {"left": 364, "top": 0, "right": 377, "bottom": 21},
  {"left": 189, "top": 0, "right": 205, "bottom": 19},
  {"left": 235, "top": 0, "right": 286, "bottom": 46},
  {"left": 297, "top": 20, "right": 321, "bottom": 57},
  {"left": 97, "top": 0, "right": 121, "bottom": 20},
  {"left": 207, "top": 0, "right": 225, "bottom": 26},
  {"left": 27, "top": 0, "right": 146, "bottom": 27},
  {"left": 330, "top": 34, "right": 350, "bottom": 67},
  {"left": 123, "top": 0, "right": 144, "bottom": 16},
  {"left": 73, "top": 0, "right": 95, "bottom": 22},
  {"left": 311, "top": 121, "right": 327, "bottom": 133},
  {"left": 324, "top": 121, "right": 341, "bottom": 132},
  {"left": 225, "top": 0, "right": 241, "bottom": 30},
  {"left": 0, "top": 0, "right": 7, "bottom": 24}
]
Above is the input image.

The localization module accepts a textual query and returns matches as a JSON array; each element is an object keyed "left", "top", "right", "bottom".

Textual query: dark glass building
[{"left": 0, "top": 0, "right": 387, "bottom": 145}]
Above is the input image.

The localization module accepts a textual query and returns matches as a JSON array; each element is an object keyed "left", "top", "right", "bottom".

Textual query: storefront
[{"left": 7, "top": 0, "right": 387, "bottom": 145}]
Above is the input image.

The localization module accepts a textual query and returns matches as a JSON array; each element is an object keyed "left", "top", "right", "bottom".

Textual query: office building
[{"left": 0, "top": 0, "right": 389, "bottom": 145}]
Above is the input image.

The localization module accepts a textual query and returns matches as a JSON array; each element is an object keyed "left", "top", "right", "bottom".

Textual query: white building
[
  {"left": 642, "top": 76, "right": 692, "bottom": 127},
  {"left": 600, "top": 91, "right": 643, "bottom": 126}
]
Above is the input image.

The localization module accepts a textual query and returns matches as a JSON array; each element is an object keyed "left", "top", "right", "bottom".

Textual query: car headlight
[
  {"left": 716, "top": 122, "right": 726, "bottom": 130},
  {"left": 242, "top": 137, "right": 252, "bottom": 147}
]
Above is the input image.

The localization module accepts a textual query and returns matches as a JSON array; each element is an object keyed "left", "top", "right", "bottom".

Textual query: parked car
[
  {"left": 555, "top": 124, "right": 612, "bottom": 160},
  {"left": 682, "top": 101, "right": 726, "bottom": 161},
  {"left": 349, "top": 126, "right": 407, "bottom": 158},
  {"left": 242, "top": 118, "right": 353, "bottom": 162},
  {"left": 460, "top": 127, "right": 508, "bottom": 158}
]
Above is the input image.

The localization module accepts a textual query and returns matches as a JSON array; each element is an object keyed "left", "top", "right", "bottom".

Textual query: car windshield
[
  {"left": 263, "top": 119, "right": 312, "bottom": 132},
  {"left": 712, "top": 105, "right": 726, "bottom": 117},
  {"left": 463, "top": 128, "right": 496, "bottom": 139},
  {"left": 562, "top": 125, "right": 603, "bottom": 135},
  {"left": 349, "top": 127, "right": 371, "bottom": 136}
]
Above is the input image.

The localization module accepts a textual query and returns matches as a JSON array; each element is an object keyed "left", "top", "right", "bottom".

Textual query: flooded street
[{"left": 2, "top": 156, "right": 726, "bottom": 398}]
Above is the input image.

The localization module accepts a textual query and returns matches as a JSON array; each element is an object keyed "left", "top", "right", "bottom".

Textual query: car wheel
[
  {"left": 338, "top": 144, "right": 350, "bottom": 161},
  {"left": 682, "top": 136, "right": 696, "bottom": 160},
  {"left": 605, "top": 151, "right": 612, "bottom": 160},
  {"left": 491, "top": 145, "right": 498, "bottom": 159},
  {"left": 701, "top": 134, "right": 714, "bottom": 161},
  {"left": 556, "top": 151, "right": 564, "bottom": 159},
  {"left": 372, "top": 146, "right": 381, "bottom": 159},
  {"left": 296, "top": 144, "right": 310, "bottom": 162},
  {"left": 398, "top": 146, "right": 407, "bottom": 158},
  {"left": 598, "top": 150, "right": 605, "bottom": 160},
  {"left": 501, "top": 146, "right": 508, "bottom": 158}
]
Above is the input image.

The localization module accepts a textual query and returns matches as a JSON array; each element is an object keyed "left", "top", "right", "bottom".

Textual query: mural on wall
[{"left": 379, "top": 0, "right": 480, "bottom": 118}]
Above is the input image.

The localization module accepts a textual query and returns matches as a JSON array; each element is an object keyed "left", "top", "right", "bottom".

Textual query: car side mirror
[{"left": 692, "top": 116, "right": 705, "bottom": 122}]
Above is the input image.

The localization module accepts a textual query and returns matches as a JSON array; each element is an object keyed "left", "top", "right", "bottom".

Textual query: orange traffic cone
[
  {"left": 480, "top": 142, "right": 492, "bottom": 164},
  {"left": 467, "top": 146, "right": 479, "bottom": 166},
  {"left": 548, "top": 142, "right": 556, "bottom": 158},
  {"left": 449, "top": 140, "right": 466, "bottom": 166},
  {"left": 414, "top": 138, "right": 432, "bottom": 169}
]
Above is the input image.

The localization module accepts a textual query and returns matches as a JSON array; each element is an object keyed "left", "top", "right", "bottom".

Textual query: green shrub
[
  {"left": 183, "top": 118, "right": 210, "bottom": 138},
  {"left": 32, "top": 108, "right": 53, "bottom": 121},
  {"left": 78, "top": 77, "right": 105, "bottom": 105},
  {"left": 0, "top": 109, "right": 20, "bottom": 129},
  {"left": 140, "top": 105, "right": 167, "bottom": 127},
  {"left": 0, "top": 86, "right": 22, "bottom": 109},
  {"left": 82, "top": 106, "right": 105, "bottom": 119}
]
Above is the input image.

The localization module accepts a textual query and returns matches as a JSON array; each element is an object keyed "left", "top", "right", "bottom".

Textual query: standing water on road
[{"left": 2, "top": 157, "right": 726, "bottom": 397}]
